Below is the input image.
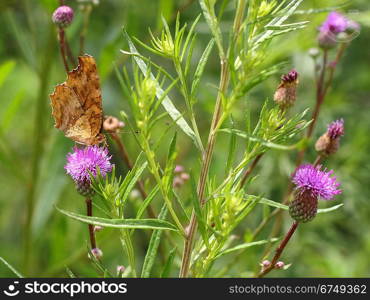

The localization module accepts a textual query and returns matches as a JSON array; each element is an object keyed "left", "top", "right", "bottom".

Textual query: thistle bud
[
  {"left": 116, "top": 265, "right": 125, "bottom": 276},
  {"left": 90, "top": 247, "right": 103, "bottom": 259},
  {"left": 317, "top": 30, "right": 337, "bottom": 49},
  {"left": 275, "top": 261, "right": 285, "bottom": 269},
  {"left": 261, "top": 260, "right": 271, "bottom": 268},
  {"left": 317, "top": 12, "right": 357, "bottom": 49},
  {"left": 52, "top": 6, "right": 74, "bottom": 28},
  {"left": 76, "top": 180, "right": 95, "bottom": 197},
  {"left": 103, "top": 116, "right": 125, "bottom": 133},
  {"left": 289, "top": 190, "right": 318, "bottom": 223},
  {"left": 315, "top": 119, "right": 344, "bottom": 156},
  {"left": 94, "top": 225, "right": 103, "bottom": 233},
  {"left": 273, "top": 69, "right": 299, "bottom": 110}
]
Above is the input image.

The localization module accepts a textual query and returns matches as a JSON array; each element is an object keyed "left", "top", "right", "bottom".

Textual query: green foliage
[{"left": 0, "top": 0, "right": 368, "bottom": 279}]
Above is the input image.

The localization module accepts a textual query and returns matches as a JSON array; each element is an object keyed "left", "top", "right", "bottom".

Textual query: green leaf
[
  {"left": 119, "top": 158, "right": 148, "bottom": 207},
  {"left": 56, "top": 207, "right": 178, "bottom": 231},
  {"left": 258, "top": 197, "right": 288, "bottom": 210},
  {"left": 317, "top": 204, "right": 344, "bottom": 214},
  {"left": 190, "top": 172, "right": 208, "bottom": 246},
  {"left": 161, "top": 247, "right": 177, "bottom": 278},
  {"left": 141, "top": 205, "right": 168, "bottom": 278},
  {"left": 225, "top": 117, "right": 237, "bottom": 175},
  {"left": 215, "top": 238, "right": 279, "bottom": 259},
  {"left": 247, "top": 195, "right": 344, "bottom": 214},
  {"left": 190, "top": 38, "right": 215, "bottom": 98},
  {"left": 162, "top": 132, "right": 177, "bottom": 194},
  {"left": 136, "top": 185, "right": 160, "bottom": 219},
  {"left": 0, "top": 60, "right": 16, "bottom": 88},
  {"left": 65, "top": 267, "right": 77, "bottom": 278},
  {"left": 0, "top": 90, "right": 25, "bottom": 132},
  {"left": 199, "top": 0, "right": 224, "bottom": 57},
  {"left": 219, "top": 128, "right": 300, "bottom": 150},
  {"left": 122, "top": 30, "right": 202, "bottom": 151},
  {"left": 252, "top": 0, "right": 304, "bottom": 50},
  {"left": 32, "top": 133, "right": 69, "bottom": 236},
  {"left": 0, "top": 256, "right": 23, "bottom": 278}
]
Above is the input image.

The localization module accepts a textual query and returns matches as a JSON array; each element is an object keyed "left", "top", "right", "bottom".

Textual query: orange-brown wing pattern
[{"left": 50, "top": 55, "right": 105, "bottom": 145}]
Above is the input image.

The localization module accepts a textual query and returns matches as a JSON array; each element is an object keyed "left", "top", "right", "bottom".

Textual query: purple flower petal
[
  {"left": 292, "top": 164, "right": 342, "bottom": 201},
  {"left": 320, "top": 12, "right": 348, "bottom": 34},
  {"left": 327, "top": 119, "right": 344, "bottom": 140},
  {"left": 65, "top": 146, "right": 113, "bottom": 184}
]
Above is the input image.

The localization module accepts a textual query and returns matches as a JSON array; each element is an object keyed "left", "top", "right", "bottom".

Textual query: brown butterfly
[{"left": 50, "top": 55, "right": 105, "bottom": 145}]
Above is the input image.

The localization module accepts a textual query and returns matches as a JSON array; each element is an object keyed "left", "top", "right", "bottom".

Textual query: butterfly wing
[
  {"left": 50, "top": 55, "right": 105, "bottom": 145},
  {"left": 50, "top": 84, "right": 94, "bottom": 145}
]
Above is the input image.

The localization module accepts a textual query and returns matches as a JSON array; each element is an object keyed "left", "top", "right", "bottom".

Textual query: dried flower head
[
  {"left": 65, "top": 146, "right": 113, "bottom": 196},
  {"left": 315, "top": 119, "right": 344, "bottom": 156},
  {"left": 273, "top": 69, "right": 299, "bottom": 110},
  {"left": 103, "top": 116, "right": 125, "bottom": 133},
  {"left": 318, "top": 12, "right": 360, "bottom": 48},
  {"left": 289, "top": 164, "right": 341, "bottom": 222},
  {"left": 52, "top": 6, "right": 74, "bottom": 28},
  {"left": 327, "top": 119, "right": 344, "bottom": 139}
]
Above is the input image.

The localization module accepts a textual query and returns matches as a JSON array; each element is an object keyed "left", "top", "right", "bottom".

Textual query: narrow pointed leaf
[
  {"left": 141, "top": 205, "right": 168, "bottom": 278},
  {"left": 56, "top": 207, "right": 178, "bottom": 231},
  {"left": 122, "top": 30, "right": 202, "bottom": 151}
]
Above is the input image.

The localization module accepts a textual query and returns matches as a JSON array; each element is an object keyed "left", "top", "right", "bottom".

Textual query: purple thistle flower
[
  {"left": 320, "top": 12, "right": 348, "bottom": 34},
  {"left": 292, "top": 164, "right": 341, "bottom": 201},
  {"left": 327, "top": 119, "right": 344, "bottom": 140},
  {"left": 65, "top": 146, "right": 113, "bottom": 185},
  {"left": 281, "top": 69, "right": 298, "bottom": 83},
  {"left": 290, "top": 164, "right": 341, "bottom": 222},
  {"left": 52, "top": 6, "right": 74, "bottom": 28},
  {"left": 274, "top": 69, "right": 299, "bottom": 109}
]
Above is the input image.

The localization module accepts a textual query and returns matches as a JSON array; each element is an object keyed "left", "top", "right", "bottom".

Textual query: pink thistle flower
[
  {"left": 292, "top": 164, "right": 341, "bottom": 201},
  {"left": 327, "top": 119, "right": 344, "bottom": 140},
  {"left": 52, "top": 6, "right": 74, "bottom": 28},
  {"left": 320, "top": 12, "right": 348, "bottom": 34},
  {"left": 65, "top": 146, "right": 113, "bottom": 185},
  {"left": 290, "top": 164, "right": 342, "bottom": 223}
]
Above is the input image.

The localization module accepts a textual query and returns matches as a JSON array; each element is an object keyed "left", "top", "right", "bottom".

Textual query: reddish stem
[
  {"left": 240, "top": 153, "right": 263, "bottom": 188},
  {"left": 58, "top": 28, "right": 69, "bottom": 73},
  {"left": 85, "top": 197, "right": 96, "bottom": 249},
  {"left": 257, "top": 221, "right": 299, "bottom": 278}
]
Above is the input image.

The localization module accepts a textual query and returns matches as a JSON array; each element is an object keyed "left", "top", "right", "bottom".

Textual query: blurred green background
[{"left": 0, "top": 0, "right": 369, "bottom": 277}]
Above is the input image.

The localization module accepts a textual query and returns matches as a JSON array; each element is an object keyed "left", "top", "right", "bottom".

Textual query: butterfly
[{"left": 50, "top": 55, "right": 105, "bottom": 146}]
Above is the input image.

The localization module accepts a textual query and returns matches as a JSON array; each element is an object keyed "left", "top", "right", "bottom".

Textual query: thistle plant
[{"left": 34, "top": 0, "right": 359, "bottom": 279}]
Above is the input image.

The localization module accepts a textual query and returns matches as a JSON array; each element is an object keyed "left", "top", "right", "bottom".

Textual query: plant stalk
[
  {"left": 110, "top": 132, "right": 156, "bottom": 218},
  {"left": 58, "top": 28, "right": 69, "bottom": 73},
  {"left": 85, "top": 197, "right": 96, "bottom": 249},
  {"left": 179, "top": 58, "right": 229, "bottom": 277},
  {"left": 257, "top": 221, "right": 299, "bottom": 278}
]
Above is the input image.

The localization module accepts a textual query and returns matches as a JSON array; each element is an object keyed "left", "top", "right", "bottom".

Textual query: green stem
[
  {"left": 179, "top": 58, "right": 229, "bottom": 277},
  {"left": 173, "top": 58, "right": 204, "bottom": 153},
  {"left": 142, "top": 139, "right": 185, "bottom": 236},
  {"left": 120, "top": 229, "right": 137, "bottom": 277}
]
